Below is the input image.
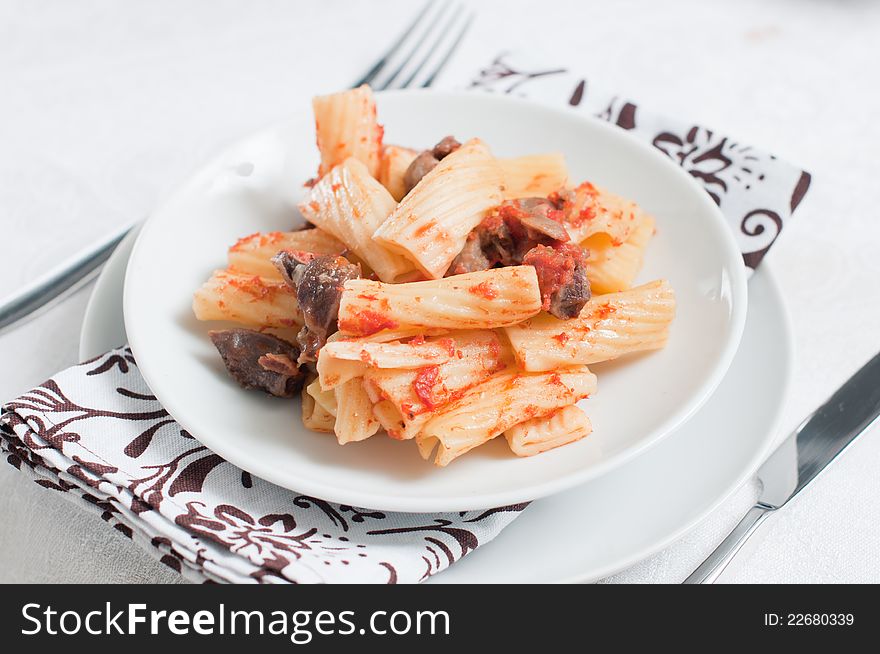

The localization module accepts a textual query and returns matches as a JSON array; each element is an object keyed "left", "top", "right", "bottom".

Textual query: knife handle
[{"left": 683, "top": 504, "right": 773, "bottom": 584}]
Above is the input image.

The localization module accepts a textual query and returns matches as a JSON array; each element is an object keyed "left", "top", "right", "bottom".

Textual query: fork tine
[
  {"left": 376, "top": 1, "right": 453, "bottom": 91},
  {"left": 398, "top": 5, "right": 462, "bottom": 89},
  {"left": 420, "top": 12, "right": 474, "bottom": 88},
  {"left": 350, "top": 0, "right": 437, "bottom": 88}
]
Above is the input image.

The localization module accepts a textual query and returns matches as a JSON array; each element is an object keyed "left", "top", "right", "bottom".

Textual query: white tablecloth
[{"left": 2, "top": 0, "right": 879, "bottom": 583}]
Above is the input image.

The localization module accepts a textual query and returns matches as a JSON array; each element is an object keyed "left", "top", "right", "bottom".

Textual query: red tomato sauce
[
  {"left": 412, "top": 365, "right": 441, "bottom": 410},
  {"left": 522, "top": 243, "right": 585, "bottom": 311},
  {"left": 338, "top": 309, "right": 398, "bottom": 336}
]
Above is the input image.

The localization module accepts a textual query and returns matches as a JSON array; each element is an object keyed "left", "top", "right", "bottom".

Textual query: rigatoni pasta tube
[
  {"left": 301, "top": 380, "right": 336, "bottom": 433},
  {"left": 417, "top": 366, "right": 597, "bottom": 466},
  {"left": 362, "top": 330, "right": 507, "bottom": 438},
  {"left": 313, "top": 85, "right": 383, "bottom": 178},
  {"left": 227, "top": 230, "right": 345, "bottom": 279},
  {"left": 333, "top": 378, "right": 380, "bottom": 444},
  {"left": 316, "top": 333, "right": 456, "bottom": 391},
  {"left": 337, "top": 266, "right": 542, "bottom": 336},
  {"left": 378, "top": 144, "right": 418, "bottom": 201},
  {"left": 585, "top": 214, "right": 655, "bottom": 294},
  {"left": 500, "top": 153, "right": 568, "bottom": 199},
  {"left": 372, "top": 400, "right": 409, "bottom": 440},
  {"left": 373, "top": 138, "right": 504, "bottom": 279},
  {"left": 306, "top": 378, "right": 337, "bottom": 417},
  {"left": 561, "top": 182, "right": 648, "bottom": 245},
  {"left": 316, "top": 356, "right": 366, "bottom": 392},
  {"left": 504, "top": 280, "right": 675, "bottom": 371},
  {"left": 505, "top": 405, "right": 592, "bottom": 457},
  {"left": 300, "top": 158, "right": 415, "bottom": 282},
  {"left": 321, "top": 338, "right": 455, "bottom": 369},
  {"left": 192, "top": 270, "right": 302, "bottom": 328}
]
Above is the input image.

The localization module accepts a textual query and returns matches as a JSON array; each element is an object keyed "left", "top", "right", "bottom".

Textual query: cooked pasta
[
  {"left": 378, "top": 144, "right": 418, "bottom": 201},
  {"left": 372, "top": 400, "right": 409, "bottom": 439},
  {"left": 227, "top": 230, "right": 345, "bottom": 279},
  {"left": 584, "top": 214, "right": 655, "bottom": 293},
  {"left": 337, "top": 266, "right": 542, "bottom": 336},
  {"left": 333, "top": 377, "right": 381, "bottom": 444},
  {"left": 306, "top": 378, "right": 338, "bottom": 417},
  {"left": 372, "top": 138, "right": 505, "bottom": 279},
  {"left": 195, "top": 83, "right": 677, "bottom": 466},
  {"left": 315, "top": 356, "right": 366, "bottom": 392},
  {"left": 193, "top": 270, "right": 302, "bottom": 328},
  {"left": 500, "top": 153, "right": 568, "bottom": 199},
  {"left": 504, "top": 405, "right": 592, "bottom": 457},
  {"left": 417, "top": 366, "right": 597, "bottom": 466},
  {"left": 299, "top": 158, "right": 415, "bottom": 282},
  {"left": 313, "top": 85, "right": 383, "bottom": 178},
  {"left": 560, "top": 181, "right": 649, "bottom": 245},
  {"left": 362, "top": 330, "right": 506, "bottom": 439},
  {"left": 314, "top": 330, "right": 450, "bottom": 390},
  {"left": 504, "top": 280, "right": 675, "bottom": 371},
  {"left": 301, "top": 379, "right": 336, "bottom": 433},
  {"left": 322, "top": 338, "right": 454, "bottom": 369}
]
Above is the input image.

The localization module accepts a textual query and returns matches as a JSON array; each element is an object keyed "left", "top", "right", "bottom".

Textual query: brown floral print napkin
[{"left": 0, "top": 348, "right": 525, "bottom": 583}]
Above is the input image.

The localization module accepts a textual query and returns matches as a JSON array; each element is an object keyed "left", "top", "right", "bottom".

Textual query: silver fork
[{"left": 0, "top": 0, "right": 474, "bottom": 336}]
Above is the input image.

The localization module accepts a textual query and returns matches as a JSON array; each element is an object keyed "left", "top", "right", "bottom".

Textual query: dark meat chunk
[
  {"left": 431, "top": 136, "right": 461, "bottom": 159},
  {"left": 402, "top": 135, "right": 461, "bottom": 195},
  {"left": 272, "top": 252, "right": 361, "bottom": 363},
  {"left": 447, "top": 232, "right": 492, "bottom": 275},
  {"left": 521, "top": 243, "right": 591, "bottom": 319},
  {"left": 403, "top": 151, "right": 439, "bottom": 195},
  {"left": 272, "top": 249, "right": 316, "bottom": 288},
  {"left": 210, "top": 329, "right": 304, "bottom": 397},
  {"left": 445, "top": 197, "right": 571, "bottom": 277},
  {"left": 477, "top": 211, "right": 517, "bottom": 266},
  {"left": 509, "top": 198, "right": 570, "bottom": 242}
]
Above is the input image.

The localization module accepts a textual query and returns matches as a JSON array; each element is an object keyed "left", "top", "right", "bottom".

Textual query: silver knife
[{"left": 684, "top": 350, "right": 880, "bottom": 583}]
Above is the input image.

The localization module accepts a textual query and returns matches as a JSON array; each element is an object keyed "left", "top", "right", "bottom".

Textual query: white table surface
[{"left": 2, "top": 0, "right": 879, "bottom": 584}]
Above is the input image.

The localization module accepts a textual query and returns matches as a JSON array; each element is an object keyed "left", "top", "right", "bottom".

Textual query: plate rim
[
  {"left": 121, "top": 89, "right": 750, "bottom": 512},
  {"left": 564, "top": 264, "right": 792, "bottom": 583},
  {"left": 82, "top": 228, "right": 791, "bottom": 583}
]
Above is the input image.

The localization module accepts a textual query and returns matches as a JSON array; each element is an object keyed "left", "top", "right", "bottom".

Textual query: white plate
[
  {"left": 81, "top": 231, "right": 789, "bottom": 583},
  {"left": 123, "top": 90, "right": 748, "bottom": 512}
]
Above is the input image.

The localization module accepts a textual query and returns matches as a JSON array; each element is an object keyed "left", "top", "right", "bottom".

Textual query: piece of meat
[
  {"left": 403, "top": 151, "right": 439, "bottom": 194},
  {"left": 510, "top": 198, "right": 570, "bottom": 242},
  {"left": 272, "top": 249, "right": 316, "bottom": 288},
  {"left": 477, "top": 210, "right": 518, "bottom": 266},
  {"left": 272, "top": 253, "right": 361, "bottom": 363},
  {"left": 521, "top": 243, "right": 591, "bottom": 319},
  {"left": 402, "top": 135, "right": 462, "bottom": 195},
  {"left": 448, "top": 197, "right": 569, "bottom": 274},
  {"left": 210, "top": 329, "right": 304, "bottom": 397},
  {"left": 431, "top": 136, "right": 461, "bottom": 160},
  {"left": 547, "top": 188, "right": 574, "bottom": 211},
  {"left": 447, "top": 231, "right": 492, "bottom": 276}
]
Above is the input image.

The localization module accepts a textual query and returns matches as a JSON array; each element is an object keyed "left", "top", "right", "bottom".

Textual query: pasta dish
[{"left": 192, "top": 85, "right": 675, "bottom": 466}]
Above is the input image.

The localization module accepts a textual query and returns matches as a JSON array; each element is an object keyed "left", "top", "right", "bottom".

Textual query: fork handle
[
  {"left": 0, "top": 223, "right": 134, "bottom": 335},
  {"left": 683, "top": 504, "right": 773, "bottom": 584}
]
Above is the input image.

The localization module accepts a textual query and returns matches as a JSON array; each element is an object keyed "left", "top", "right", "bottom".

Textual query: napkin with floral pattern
[
  {"left": 0, "top": 53, "right": 811, "bottom": 584},
  {"left": 1, "top": 347, "right": 525, "bottom": 583}
]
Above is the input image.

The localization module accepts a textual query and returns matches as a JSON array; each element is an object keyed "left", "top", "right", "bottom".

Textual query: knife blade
[
  {"left": 685, "top": 350, "right": 880, "bottom": 583},
  {"left": 758, "top": 350, "right": 880, "bottom": 509}
]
